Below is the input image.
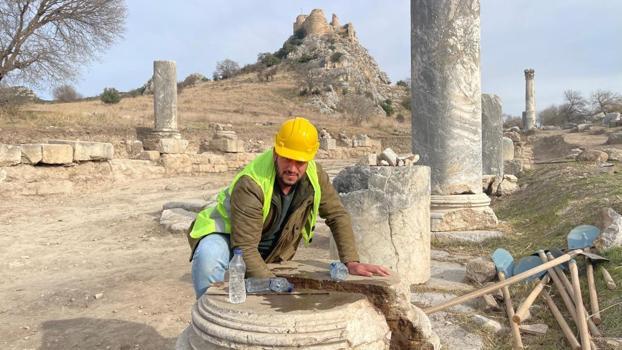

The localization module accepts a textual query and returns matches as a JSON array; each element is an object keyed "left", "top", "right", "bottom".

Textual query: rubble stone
[
  {"left": 472, "top": 314, "right": 503, "bottom": 333},
  {"left": 160, "top": 208, "right": 196, "bottom": 234},
  {"left": 331, "top": 165, "right": 431, "bottom": 285},
  {"left": 503, "top": 137, "right": 514, "bottom": 161},
  {"left": 504, "top": 159, "right": 524, "bottom": 176},
  {"left": 606, "top": 132, "right": 622, "bottom": 145},
  {"left": 163, "top": 200, "right": 208, "bottom": 213},
  {"left": 594, "top": 208, "right": 622, "bottom": 251},
  {"left": 357, "top": 153, "right": 378, "bottom": 166},
  {"left": 0, "top": 144, "right": 21, "bottom": 166},
  {"left": 319, "top": 137, "right": 336, "bottom": 150},
  {"left": 378, "top": 148, "right": 398, "bottom": 166},
  {"left": 465, "top": 257, "right": 497, "bottom": 284},
  {"left": 577, "top": 149, "right": 608, "bottom": 162},
  {"left": 41, "top": 144, "right": 73, "bottom": 165}
]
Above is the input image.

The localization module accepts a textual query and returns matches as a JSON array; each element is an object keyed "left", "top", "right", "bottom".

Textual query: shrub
[
  {"left": 52, "top": 84, "right": 81, "bottom": 102},
  {"left": 380, "top": 99, "right": 394, "bottom": 116},
  {"left": 396, "top": 113, "right": 406, "bottom": 123},
  {"left": 396, "top": 80, "right": 409, "bottom": 88},
  {"left": 297, "top": 54, "right": 316, "bottom": 64},
  {"left": 257, "top": 52, "right": 280, "bottom": 67},
  {"left": 100, "top": 87, "right": 121, "bottom": 104},
  {"left": 339, "top": 94, "right": 376, "bottom": 126},
  {"left": 330, "top": 52, "right": 344, "bottom": 63}
]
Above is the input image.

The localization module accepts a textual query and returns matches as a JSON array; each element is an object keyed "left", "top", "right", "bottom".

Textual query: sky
[{"left": 39, "top": 0, "right": 622, "bottom": 117}]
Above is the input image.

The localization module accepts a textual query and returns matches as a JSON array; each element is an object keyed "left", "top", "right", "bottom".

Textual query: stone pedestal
[
  {"left": 176, "top": 260, "right": 439, "bottom": 350},
  {"left": 330, "top": 165, "right": 431, "bottom": 285},
  {"left": 431, "top": 193, "right": 497, "bottom": 231},
  {"left": 411, "top": 0, "right": 497, "bottom": 232},
  {"left": 523, "top": 68, "right": 536, "bottom": 131},
  {"left": 481, "top": 94, "right": 503, "bottom": 176}
]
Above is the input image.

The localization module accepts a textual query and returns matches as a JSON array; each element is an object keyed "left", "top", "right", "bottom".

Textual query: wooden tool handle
[
  {"left": 570, "top": 260, "right": 591, "bottom": 350},
  {"left": 499, "top": 272, "right": 524, "bottom": 349},
  {"left": 513, "top": 274, "right": 549, "bottom": 325},
  {"left": 423, "top": 250, "right": 581, "bottom": 314},
  {"left": 586, "top": 262, "right": 601, "bottom": 325},
  {"left": 543, "top": 292, "right": 581, "bottom": 350},
  {"left": 600, "top": 266, "right": 617, "bottom": 290}
]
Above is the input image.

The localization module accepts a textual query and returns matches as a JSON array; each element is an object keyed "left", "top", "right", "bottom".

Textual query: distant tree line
[{"left": 539, "top": 89, "right": 622, "bottom": 126}]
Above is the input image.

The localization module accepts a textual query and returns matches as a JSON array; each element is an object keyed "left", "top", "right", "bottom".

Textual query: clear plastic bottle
[
  {"left": 330, "top": 261, "right": 349, "bottom": 281},
  {"left": 228, "top": 248, "right": 246, "bottom": 304},
  {"left": 245, "top": 277, "right": 294, "bottom": 293}
]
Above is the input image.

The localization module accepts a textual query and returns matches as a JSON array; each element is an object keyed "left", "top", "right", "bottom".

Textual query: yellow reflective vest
[{"left": 189, "top": 149, "right": 321, "bottom": 245}]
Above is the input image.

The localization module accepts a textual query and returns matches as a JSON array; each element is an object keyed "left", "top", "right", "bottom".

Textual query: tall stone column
[
  {"left": 140, "top": 60, "right": 188, "bottom": 153},
  {"left": 482, "top": 94, "right": 504, "bottom": 176},
  {"left": 411, "top": 0, "right": 497, "bottom": 232},
  {"left": 153, "top": 60, "right": 180, "bottom": 136},
  {"left": 523, "top": 68, "right": 536, "bottom": 131}
]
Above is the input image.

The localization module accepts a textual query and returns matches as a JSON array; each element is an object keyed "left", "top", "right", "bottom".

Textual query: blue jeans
[{"left": 191, "top": 233, "right": 231, "bottom": 299}]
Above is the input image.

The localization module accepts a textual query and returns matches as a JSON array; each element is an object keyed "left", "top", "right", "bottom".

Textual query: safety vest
[{"left": 189, "top": 149, "right": 321, "bottom": 245}]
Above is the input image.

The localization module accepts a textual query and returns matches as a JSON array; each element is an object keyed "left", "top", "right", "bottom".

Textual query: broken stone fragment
[
  {"left": 465, "top": 257, "right": 497, "bottom": 284},
  {"left": 20, "top": 144, "right": 42, "bottom": 165},
  {"left": 379, "top": 148, "right": 398, "bottom": 166},
  {"left": 471, "top": 314, "right": 503, "bottom": 333},
  {"left": 594, "top": 208, "right": 622, "bottom": 251},
  {"left": 519, "top": 323, "right": 548, "bottom": 335}
]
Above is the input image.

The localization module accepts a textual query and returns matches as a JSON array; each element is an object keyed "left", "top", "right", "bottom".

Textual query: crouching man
[{"left": 187, "top": 117, "right": 390, "bottom": 298}]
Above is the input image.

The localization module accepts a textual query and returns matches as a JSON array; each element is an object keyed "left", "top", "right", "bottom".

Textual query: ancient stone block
[
  {"left": 379, "top": 148, "right": 399, "bottom": 166},
  {"left": 603, "top": 112, "right": 621, "bottom": 127},
  {"left": 319, "top": 137, "right": 336, "bottom": 150},
  {"left": 210, "top": 138, "right": 245, "bottom": 153},
  {"left": 139, "top": 150, "right": 160, "bottom": 161},
  {"left": 160, "top": 154, "right": 192, "bottom": 174},
  {"left": 482, "top": 94, "right": 504, "bottom": 176},
  {"left": 125, "top": 140, "right": 144, "bottom": 158},
  {"left": 158, "top": 138, "right": 188, "bottom": 154},
  {"left": 331, "top": 165, "right": 431, "bottom": 285},
  {"left": 432, "top": 207, "right": 498, "bottom": 232},
  {"left": 41, "top": 144, "right": 73, "bottom": 165},
  {"left": 48, "top": 140, "right": 114, "bottom": 161},
  {"left": 0, "top": 144, "right": 22, "bottom": 166},
  {"left": 20, "top": 144, "right": 42, "bottom": 164}
]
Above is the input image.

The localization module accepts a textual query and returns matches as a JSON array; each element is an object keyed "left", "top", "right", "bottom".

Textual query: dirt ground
[{"left": 0, "top": 160, "right": 343, "bottom": 350}]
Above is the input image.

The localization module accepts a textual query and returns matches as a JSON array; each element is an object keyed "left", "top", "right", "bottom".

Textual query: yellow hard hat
[{"left": 274, "top": 117, "right": 319, "bottom": 162}]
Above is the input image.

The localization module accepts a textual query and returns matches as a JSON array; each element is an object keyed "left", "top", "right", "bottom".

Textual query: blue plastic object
[
  {"left": 567, "top": 225, "right": 600, "bottom": 250},
  {"left": 513, "top": 256, "right": 547, "bottom": 283},
  {"left": 491, "top": 248, "right": 514, "bottom": 278}
]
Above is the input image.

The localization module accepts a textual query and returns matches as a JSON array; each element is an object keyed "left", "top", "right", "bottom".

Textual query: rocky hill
[{"left": 265, "top": 9, "right": 407, "bottom": 115}]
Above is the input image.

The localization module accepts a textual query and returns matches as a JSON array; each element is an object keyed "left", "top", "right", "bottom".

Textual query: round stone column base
[
  {"left": 176, "top": 286, "right": 391, "bottom": 349},
  {"left": 431, "top": 193, "right": 498, "bottom": 232}
]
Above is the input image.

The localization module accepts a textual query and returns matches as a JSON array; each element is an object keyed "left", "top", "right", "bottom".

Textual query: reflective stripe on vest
[{"left": 189, "top": 149, "right": 321, "bottom": 245}]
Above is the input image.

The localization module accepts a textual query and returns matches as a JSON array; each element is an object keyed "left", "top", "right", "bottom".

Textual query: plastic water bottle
[
  {"left": 330, "top": 261, "right": 349, "bottom": 281},
  {"left": 245, "top": 277, "right": 294, "bottom": 293},
  {"left": 228, "top": 248, "right": 246, "bottom": 304}
]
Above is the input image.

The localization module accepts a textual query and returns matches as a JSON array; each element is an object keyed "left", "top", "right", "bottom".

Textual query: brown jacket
[{"left": 188, "top": 162, "right": 360, "bottom": 278}]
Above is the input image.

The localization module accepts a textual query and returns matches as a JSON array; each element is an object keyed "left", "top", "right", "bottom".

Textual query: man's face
[{"left": 275, "top": 154, "right": 308, "bottom": 187}]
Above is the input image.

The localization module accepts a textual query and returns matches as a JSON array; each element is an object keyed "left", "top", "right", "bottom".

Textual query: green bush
[
  {"left": 380, "top": 99, "right": 394, "bottom": 116},
  {"left": 297, "top": 54, "right": 316, "bottom": 64},
  {"left": 330, "top": 52, "right": 344, "bottom": 63},
  {"left": 257, "top": 52, "right": 280, "bottom": 67},
  {"left": 400, "top": 96, "right": 411, "bottom": 111},
  {"left": 396, "top": 80, "right": 409, "bottom": 88},
  {"left": 100, "top": 87, "right": 121, "bottom": 104}
]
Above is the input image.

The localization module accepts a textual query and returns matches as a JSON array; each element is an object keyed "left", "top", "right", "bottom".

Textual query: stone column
[
  {"left": 153, "top": 60, "right": 179, "bottom": 135},
  {"left": 329, "top": 165, "right": 431, "bottom": 285},
  {"left": 523, "top": 68, "right": 536, "bottom": 131},
  {"left": 140, "top": 60, "right": 188, "bottom": 153},
  {"left": 411, "top": 0, "right": 497, "bottom": 232},
  {"left": 482, "top": 94, "right": 504, "bottom": 176}
]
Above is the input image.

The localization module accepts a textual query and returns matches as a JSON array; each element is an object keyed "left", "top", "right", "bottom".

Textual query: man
[{"left": 187, "top": 117, "right": 390, "bottom": 298}]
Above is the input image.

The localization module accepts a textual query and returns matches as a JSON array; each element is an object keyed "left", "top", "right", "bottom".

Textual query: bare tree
[
  {"left": 559, "top": 89, "right": 588, "bottom": 123},
  {"left": 213, "top": 59, "right": 240, "bottom": 80},
  {"left": 52, "top": 84, "right": 80, "bottom": 101},
  {"left": 0, "top": 0, "right": 126, "bottom": 87},
  {"left": 590, "top": 89, "right": 622, "bottom": 114}
]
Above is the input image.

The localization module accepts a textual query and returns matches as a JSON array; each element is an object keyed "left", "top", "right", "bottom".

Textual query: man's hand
[{"left": 346, "top": 261, "right": 391, "bottom": 277}]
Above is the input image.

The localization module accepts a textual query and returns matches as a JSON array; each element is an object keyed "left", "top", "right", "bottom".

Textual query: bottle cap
[{"left": 233, "top": 247, "right": 243, "bottom": 255}]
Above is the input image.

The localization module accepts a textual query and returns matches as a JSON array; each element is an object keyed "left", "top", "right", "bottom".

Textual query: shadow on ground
[{"left": 40, "top": 318, "right": 175, "bottom": 350}]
